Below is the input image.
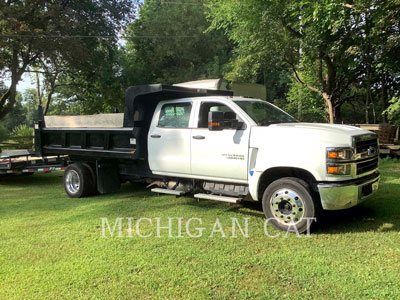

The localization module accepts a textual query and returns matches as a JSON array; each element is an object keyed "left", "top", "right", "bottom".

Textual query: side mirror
[
  {"left": 223, "top": 112, "right": 245, "bottom": 130},
  {"left": 208, "top": 111, "right": 224, "bottom": 131},
  {"left": 230, "top": 120, "right": 246, "bottom": 130}
]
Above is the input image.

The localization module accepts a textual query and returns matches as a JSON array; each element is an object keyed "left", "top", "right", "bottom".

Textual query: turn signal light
[
  {"left": 326, "top": 147, "right": 353, "bottom": 160},
  {"left": 327, "top": 166, "right": 339, "bottom": 174},
  {"left": 327, "top": 152, "right": 339, "bottom": 159},
  {"left": 208, "top": 122, "right": 221, "bottom": 126},
  {"left": 327, "top": 164, "right": 351, "bottom": 175}
]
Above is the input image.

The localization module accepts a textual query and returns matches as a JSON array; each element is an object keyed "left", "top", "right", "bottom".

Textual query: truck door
[
  {"left": 148, "top": 100, "right": 193, "bottom": 175},
  {"left": 191, "top": 101, "right": 250, "bottom": 181}
]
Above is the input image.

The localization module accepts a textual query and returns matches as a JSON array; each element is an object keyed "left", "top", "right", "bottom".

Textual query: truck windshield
[{"left": 234, "top": 100, "right": 297, "bottom": 125}]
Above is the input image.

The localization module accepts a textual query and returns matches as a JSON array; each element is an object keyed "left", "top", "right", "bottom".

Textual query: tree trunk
[
  {"left": 43, "top": 74, "right": 58, "bottom": 115},
  {"left": 0, "top": 50, "right": 20, "bottom": 120},
  {"left": 365, "top": 66, "right": 372, "bottom": 124},
  {"left": 381, "top": 73, "right": 388, "bottom": 123},
  {"left": 35, "top": 71, "right": 43, "bottom": 107},
  {"left": 372, "top": 102, "right": 376, "bottom": 124},
  {"left": 0, "top": 85, "right": 17, "bottom": 120},
  {"left": 0, "top": 48, "right": 33, "bottom": 120},
  {"left": 333, "top": 104, "right": 342, "bottom": 124},
  {"left": 44, "top": 91, "right": 54, "bottom": 115},
  {"left": 322, "top": 93, "right": 334, "bottom": 124}
]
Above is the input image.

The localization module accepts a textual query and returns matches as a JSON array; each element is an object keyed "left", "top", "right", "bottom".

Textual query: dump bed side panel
[{"left": 36, "top": 127, "right": 137, "bottom": 160}]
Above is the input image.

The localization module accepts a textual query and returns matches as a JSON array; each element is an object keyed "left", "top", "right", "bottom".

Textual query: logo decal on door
[{"left": 222, "top": 154, "right": 245, "bottom": 160}]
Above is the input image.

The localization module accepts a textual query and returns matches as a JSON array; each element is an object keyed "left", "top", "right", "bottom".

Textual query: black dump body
[{"left": 35, "top": 84, "right": 232, "bottom": 161}]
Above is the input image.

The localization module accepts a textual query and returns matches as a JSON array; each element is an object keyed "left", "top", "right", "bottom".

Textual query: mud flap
[{"left": 96, "top": 160, "right": 121, "bottom": 194}]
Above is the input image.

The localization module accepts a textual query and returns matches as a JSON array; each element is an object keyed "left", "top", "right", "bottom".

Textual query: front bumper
[{"left": 317, "top": 172, "right": 380, "bottom": 210}]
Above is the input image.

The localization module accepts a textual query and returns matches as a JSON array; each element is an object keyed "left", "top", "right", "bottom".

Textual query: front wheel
[{"left": 262, "top": 177, "right": 319, "bottom": 233}]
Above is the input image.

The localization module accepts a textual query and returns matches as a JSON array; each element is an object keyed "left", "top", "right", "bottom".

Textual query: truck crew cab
[{"left": 35, "top": 84, "right": 380, "bottom": 233}]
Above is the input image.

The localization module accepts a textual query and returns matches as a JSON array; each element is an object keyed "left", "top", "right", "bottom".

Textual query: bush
[
  {"left": 11, "top": 124, "right": 34, "bottom": 138},
  {"left": 0, "top": 124, "right": 9, "bottom": 142},
  {"left": 384, "top": 97, "right": 400, "bottom": 125},
  {"left": 1, "top": 124, "right": 35, "bottom": 150}
]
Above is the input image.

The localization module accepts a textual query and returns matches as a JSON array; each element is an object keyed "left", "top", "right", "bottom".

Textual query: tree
[
  {"left": 49, "top": 43, "right": 131, "bottom": 115},
  {"left": 0, "top": 0, "right": 134, "bottom": 120},
  {"left": 285, "top": 76, "right": 327, "bottom": 123},
  {"left": 124, "top": 0, "right": 232, "bottom": 85},
  {"left": 385, "top": 97, "right": 400, "bottom": 125},
  {"left": 207, "top": 0, "right": 400, "bottom": 124}
]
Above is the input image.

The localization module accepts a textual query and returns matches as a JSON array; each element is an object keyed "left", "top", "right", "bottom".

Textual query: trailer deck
[{"left": 0, "top": 150, "right": 68, "bottom": 176}]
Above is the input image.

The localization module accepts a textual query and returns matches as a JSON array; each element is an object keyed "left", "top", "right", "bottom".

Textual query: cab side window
[
  {"left": 158, "top": 102, "right": 192, "bottom": 128},
  {"left": 197, "top": 102, "right": 241, "bottom": 129}
]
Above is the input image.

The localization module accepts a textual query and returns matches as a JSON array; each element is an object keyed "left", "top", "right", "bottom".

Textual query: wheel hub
[
  {"left": 66, "top": 170, "right": 80, "bottom": 194},
  {"left": 270, "top": 189, "right": 305, "bottom": 225}
]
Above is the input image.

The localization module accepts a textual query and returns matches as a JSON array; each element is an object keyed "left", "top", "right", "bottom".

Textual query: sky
[
  {"left": 18, "top": 74, "right": 35, "bottom": 91},
  {"left": 4, "top": 74, "right": 35, "bottom": 92}
]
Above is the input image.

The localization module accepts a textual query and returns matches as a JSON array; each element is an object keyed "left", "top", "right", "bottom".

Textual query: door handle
[
  {"left": 150, "top": 134, "right": 161, "bottom": 138},
  {"left": 192, "top": 135, "right": 205, "bottom": 140}
]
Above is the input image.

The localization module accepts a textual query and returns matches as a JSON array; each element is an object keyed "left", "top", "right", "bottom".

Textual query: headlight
[
  {"left": 327, "top": 163, "right": 351, "bottom": 175},
  {"left": 326, "top": 147, "right": 353, "bottom": 160}
]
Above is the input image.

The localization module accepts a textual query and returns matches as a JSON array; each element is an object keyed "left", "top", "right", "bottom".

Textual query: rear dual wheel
[
  {"left": 262, "top": 177, "right": 319, "bottom": 233},
  {"left": 64, "top": 163, "right": 96, "bottom": 198}
]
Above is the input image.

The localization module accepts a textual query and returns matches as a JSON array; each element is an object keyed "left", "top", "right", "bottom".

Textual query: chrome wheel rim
[
  {"left": 66, "top": 170, "right": 80, "bottom": 194},
  {"left": 270, "top": 188, "right": 305, "bottom": 225}
]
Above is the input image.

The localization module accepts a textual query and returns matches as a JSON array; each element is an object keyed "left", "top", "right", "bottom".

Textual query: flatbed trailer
[{"left": 0, "top": 150, "right": 68, "bottom": 176}]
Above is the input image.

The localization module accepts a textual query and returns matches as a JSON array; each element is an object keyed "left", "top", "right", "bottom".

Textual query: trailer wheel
[
  {"left": 64, "top": 163, "right": 96, "bottom": 198},
  {"left": 262, "top": 177, "right": 319, "bottom": 234}
]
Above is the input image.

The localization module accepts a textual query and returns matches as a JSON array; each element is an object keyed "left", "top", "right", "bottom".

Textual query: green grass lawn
[{"left": 1, "top": 159, "right": 400, "bottom": 300}]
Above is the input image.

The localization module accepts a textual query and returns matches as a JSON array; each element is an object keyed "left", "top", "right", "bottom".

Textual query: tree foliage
[
  {"left": 207, "top": 0, "right": 400, "bottom": 123},
  {"left": 125, "top": 0, "right": 232, "bottom": 85},
  {"left": 0, "top": 0, "right": 134, "bottom": 120},
  {"left": 385, "top": 97, "right": 400, "bottom": 125}
]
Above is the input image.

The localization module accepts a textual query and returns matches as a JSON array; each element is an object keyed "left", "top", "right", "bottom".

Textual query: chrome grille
[
  {"left": 353, "top": 134, "right": 379, "bottom": 176},
  {"left": 355, "top": 138, "right": 378, "bottom": 154},
  {"left": 353, "top": 134, "right": 378, "bottom": 160},
  {"left": 356, "top": 157, "right": 378, "bottom": 175}
]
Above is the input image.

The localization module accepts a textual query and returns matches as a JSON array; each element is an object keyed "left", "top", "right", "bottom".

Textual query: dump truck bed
[
  {"left": 37, "top": 127, "right": 137, "bottom": 160},
  {"left": 35, "top": 84, "right": 232, "bottom": 161}
]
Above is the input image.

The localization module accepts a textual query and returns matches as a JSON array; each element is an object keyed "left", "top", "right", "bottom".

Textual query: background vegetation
[{"left": 1, "top": 0, "right": 400, "bottom": 134}]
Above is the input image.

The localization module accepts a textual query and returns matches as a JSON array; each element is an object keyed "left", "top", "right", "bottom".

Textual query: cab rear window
[{"left": 158, "top": 102, "right": 192, "bottom": 128}]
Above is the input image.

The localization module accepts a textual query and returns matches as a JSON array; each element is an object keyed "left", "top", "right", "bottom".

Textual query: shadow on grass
[
  {"left": 209, "top": 186, "right": 400, "bottom": 235},
  {"left": 1, "top": 172, "right": 400, "bottom": 234},
  {"left": 0, "top": 173, "right": 152, "bottom": 217}
]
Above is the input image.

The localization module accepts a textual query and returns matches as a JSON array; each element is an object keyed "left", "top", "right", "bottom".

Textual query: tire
[
  {"left": 262, "top": 177, "right": 320, "bottom": 233},
  {"left": 63, "top": 163, "right": 96, "bottom": 198}
]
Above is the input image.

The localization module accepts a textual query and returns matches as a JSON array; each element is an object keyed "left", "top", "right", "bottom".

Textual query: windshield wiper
[{"left": 257, "top": 120, "right": 297, "bottom": 126}]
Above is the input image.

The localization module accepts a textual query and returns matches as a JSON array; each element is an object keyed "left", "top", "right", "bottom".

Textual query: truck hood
[
  {"left": 250, "top": 122, "right": 374, "bottom": 150},
  {"left": 267, "top": 122, "right": 371, "bottom": 138},
  {"left": 249, "top": 123, "right": 375, "bottom": 181}
]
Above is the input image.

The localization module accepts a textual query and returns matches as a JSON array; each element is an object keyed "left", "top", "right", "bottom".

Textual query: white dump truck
[{"left": 35, "top": 84, "right": 380, "bottom": 232}]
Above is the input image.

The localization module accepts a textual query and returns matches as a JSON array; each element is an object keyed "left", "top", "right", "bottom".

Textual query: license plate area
[
  {"left": 362, "top": 183, "right": 373, "bottom": 197},
  {"left": 361, "top": 180, "right": 379, "bottom": 198}
]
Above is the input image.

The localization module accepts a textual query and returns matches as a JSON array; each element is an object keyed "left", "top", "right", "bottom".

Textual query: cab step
[
  {"left": 194, "top": 193, "right": 242, "bottom": 204},
  {"left": 151, "top": 188, "right": 185, "bottom": 196}
]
